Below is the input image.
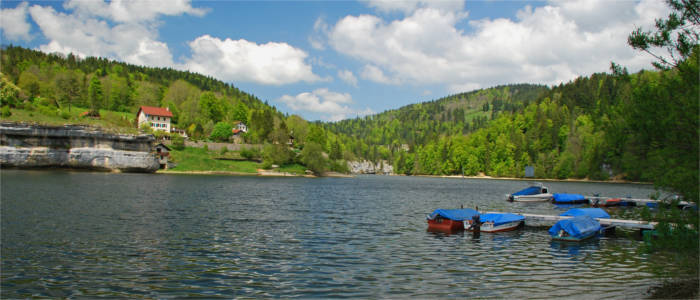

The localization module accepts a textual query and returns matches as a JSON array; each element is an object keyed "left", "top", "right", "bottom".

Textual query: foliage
[
  {"left": 88, "top": 75, "right": 103, "bottom": 114},
  {"left": 628, "top": 0, "right": 699, "bottom": 69},
  {"left": 301, "top": 142, "right": 327, "bottom": 175},
  {"left": 262, "top": 143, "right": 293, "bottom": 166},
  {"left": 171, "top": 134, "right": 185, "bottom": 150},
  {"left": 2, "top": 105, "right": 11, "bottom": 118},
  {"left": 240, "top": 146, "right": 262, "bottom": 161},
  {"left": 210, "top": 121, "right": 232, "bottom": 142}
]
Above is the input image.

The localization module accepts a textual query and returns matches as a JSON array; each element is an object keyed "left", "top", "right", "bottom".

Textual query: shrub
[
  {"left": 210, "top": 122, "right": 232, "bottom": 142},
  {"left": 1, "top": 105, "right": 11, "bottom": 118},
  {"left": 171, "top": 134, "right": 185, "bottom": 150},
  {"left": 60, "top": 110, "right": 70, "bottom": 120}
]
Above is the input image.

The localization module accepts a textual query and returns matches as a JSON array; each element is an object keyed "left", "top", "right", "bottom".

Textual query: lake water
[{"left": 1, "top": 170, "right": 664, "bottom": 298}]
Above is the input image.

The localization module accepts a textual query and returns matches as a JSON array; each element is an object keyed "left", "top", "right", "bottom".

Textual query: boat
[
  {"left": 589, "top": 197, "right": 637, "bottom": 207},
  {"left": 549, "top": 215, "right": 601, "bottom": 242},
  {"left": 507, "top": 183, "right": 552, "bottom": 202},
  {"left": 559, "top": 207, "right": 610, "bottom": 219},
  {"left": 552, "top": 193, "right": 588, "bottom": 204},
  {"left": 426, "top": 208, "right": 479, "bottom": 232},
  {"left": 465, "top": 213, "right": 525, "bottom": 233}
]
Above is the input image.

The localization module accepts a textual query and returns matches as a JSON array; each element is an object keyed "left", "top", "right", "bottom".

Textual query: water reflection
[{"left": 1, "top": 171, "right": 663, "bottom": 298}]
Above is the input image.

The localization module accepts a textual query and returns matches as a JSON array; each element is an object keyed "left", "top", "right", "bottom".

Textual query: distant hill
[{"left": 325, "top": 84, "right": 547, "bottom": 150}]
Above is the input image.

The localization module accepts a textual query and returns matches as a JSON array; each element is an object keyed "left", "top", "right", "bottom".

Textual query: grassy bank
[
  {"left": 3, "top": 106, "right": 137, "bottom": 133},
  {"left": 168, "top": 147, "right": 307, "bottom": 175}
]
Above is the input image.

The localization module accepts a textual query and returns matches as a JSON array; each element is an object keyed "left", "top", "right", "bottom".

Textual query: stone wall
[{"left": 0, "top": 123, "right": 159, "bottom": 172}]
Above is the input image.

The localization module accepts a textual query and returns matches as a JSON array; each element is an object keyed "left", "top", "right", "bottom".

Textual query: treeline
[
  {"left": 324, "top": 84, "right": 547, "bottom": 161},
  {"left": 325, "top": 52, "right": 698, "bottom": 200}
]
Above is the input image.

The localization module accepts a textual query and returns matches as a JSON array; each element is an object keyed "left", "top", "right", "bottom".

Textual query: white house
[
  {"left": 233, "top": 121, "right": 248, "bottom": 133},
  {"left": 137, "top": 106, "right": 173, "bottom": 132}
]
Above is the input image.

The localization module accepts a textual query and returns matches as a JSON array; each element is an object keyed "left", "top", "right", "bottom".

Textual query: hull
[
  {"left": 466, "top": 220, "right": 523, "bottom": 233},
  {"left": 427, "top": 218, "right": 464, "bottom": 232},
  {"left": 511, "top": 193, "right": 553, "bottom": 202}
]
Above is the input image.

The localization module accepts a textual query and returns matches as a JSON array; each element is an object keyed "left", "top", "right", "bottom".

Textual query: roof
[
  {"left": 232, "top": 129, "right": 242, "bottom": 134},
  {"left": 138, "top": 106, "right": 173, "bottom": 117}
]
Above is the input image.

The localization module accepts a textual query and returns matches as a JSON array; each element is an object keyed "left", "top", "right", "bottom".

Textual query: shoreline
[
  {"left": 157, "top": 169, "right": 354, "bottom": 178},
  {"left": 411, "top": 174, "right": 653, "bottom": 185}
]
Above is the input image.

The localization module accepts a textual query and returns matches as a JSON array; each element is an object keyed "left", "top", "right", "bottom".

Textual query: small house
[
  {"left": 137, "top": 106, "right": 173, "bottom": 132},
  {"left": 154, "top": 143, "right": 171, "bottom": 169},
  {"left": 233, "top": 121, "right": 248, "bottom": 133}
]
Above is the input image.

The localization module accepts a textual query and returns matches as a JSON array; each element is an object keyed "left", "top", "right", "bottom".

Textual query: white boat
[
  {"left": 507, "top": 183, "right": 552, "bottom": 202},
  {"left": 465, "top": 213, "right": 525, "bottom": 233}
]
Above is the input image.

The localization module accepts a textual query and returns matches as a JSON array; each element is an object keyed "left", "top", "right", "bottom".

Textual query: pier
[
  {"left": 485, "top": 211, "right": 657, "bottom": 230},
  {"left": 585, "top": 196, "right": 692, "bottom": 207}
]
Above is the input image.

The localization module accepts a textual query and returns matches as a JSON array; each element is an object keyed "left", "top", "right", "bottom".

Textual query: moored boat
[
  {"left": 552, "top": 193, "right": 588, "bottom": 204},
  {"left": 549, "top": 215, "right": 601, "bottom": 242},
  {"left": 426, "top": 208, "right": 479, "bottom": 232},
  {"left": 507, "top": 183, "right": 552, "bottom": 202},
  {"left": 466, "top": 213, "right": 525, "bottom": 233}
]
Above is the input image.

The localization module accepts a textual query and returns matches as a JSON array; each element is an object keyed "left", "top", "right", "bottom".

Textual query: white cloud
[
  {"left": 309, "top": 17, "right": 329, "bottom": 50},
  {"left": 0, "top": 2, "right": 32, "bottom": 41},
  {"left": 63, "top": 0, "right": 207, "bottom": 24},
  {"left": 327, "top": 0, "right": 669, "bottom": 93},
  {"left": 184, "top": 35, "right": 322, "bottom": 85},
  {"left": 360, "top": 64, "right": 400, "bottom": 85},
  {"left": 28, "top": 4, "right": 175, "bottom": 67},
  {"left": 278, "top": 88, "right": 374, "bottom": 121},
  {"left": 338, "top": 69, "right": 358, "bottom": 87},
  {"left": 24, "top": 0, "right": 322, "bottom": 85},
  {"left": 364, "top": 0, "right": 464, "bottom": 14}
]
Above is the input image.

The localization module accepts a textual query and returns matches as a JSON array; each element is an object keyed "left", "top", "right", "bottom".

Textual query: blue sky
[{"left": 1, "top": 0, "right": 667, "bottom": 121}]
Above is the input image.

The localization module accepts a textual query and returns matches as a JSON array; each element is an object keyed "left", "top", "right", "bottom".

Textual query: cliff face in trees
[{"left": 0, "top": 123, "right": 159, "bottom": 172}]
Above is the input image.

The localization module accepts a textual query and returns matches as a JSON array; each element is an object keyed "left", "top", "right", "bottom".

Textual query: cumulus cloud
[
  {"left": 278, "top": 88, "right": 374, "bottom": 121},
  {"left": 25, "top": 1, "right": 205, "bottom": 67},
  {"left": 0, "top": 2, "right": 32, "bottom": 41},
  {"left": 184, "top": 35, "right": 322, "bottom": 85},
  {"left": 327, "top": 0, "right": 668, "bottom": 93},
  {"left": 338, "top": 69, "right": 358, "bottom": 87},
  {"left": 23, "top": 0, "right": 322, "bottom": 85},
  {"left": 364, "top": 0, "right": 464, "bottom": 14}
]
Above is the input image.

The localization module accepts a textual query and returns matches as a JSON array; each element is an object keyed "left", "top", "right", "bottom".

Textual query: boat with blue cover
[
  {"left": 552, "top": 193, "right": 588, "bottom": 204},
  {"left": 507, "top": 183, "right": 552, "bottom": 202},
  {"left": 549, "top": 215, "right": 602, "bottom": 242},
  {"left": 426, "top": 208, "right": 480, "bottom": 232},
  {"left": 466, "top": 213, "right": 525, "bottom": 232}
]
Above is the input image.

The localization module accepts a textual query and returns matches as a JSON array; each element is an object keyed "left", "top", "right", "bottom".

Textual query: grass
[
  {"left": 169, "top": 147, "right": 260, "bottom": 173},
  {"left": 278, "top": 163, "right": 307, "bottom": 175},
  {"left": 4, "top": 106, "right": 138, "bottom": 134}
]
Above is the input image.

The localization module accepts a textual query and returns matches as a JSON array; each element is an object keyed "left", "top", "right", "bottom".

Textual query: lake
[{"left": 1, "top": 170, "right": 664, "bottom": 298}]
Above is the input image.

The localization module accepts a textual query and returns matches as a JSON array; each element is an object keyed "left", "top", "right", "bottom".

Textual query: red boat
[{"left": 426, "top": 208, "right": 480, "bottom": 233}]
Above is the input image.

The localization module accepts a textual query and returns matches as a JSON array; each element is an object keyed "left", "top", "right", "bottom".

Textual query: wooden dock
[
  {"left": 485, "top": 211, "right": 657, "bottom": 230},
  {"left": 585, "top": 196, "right": 692, "bottom": 207}
]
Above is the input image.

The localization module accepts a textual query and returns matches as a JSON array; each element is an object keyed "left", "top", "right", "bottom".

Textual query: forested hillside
[{"left": 0, "top": 45, "right": 349, "bottom": 174}]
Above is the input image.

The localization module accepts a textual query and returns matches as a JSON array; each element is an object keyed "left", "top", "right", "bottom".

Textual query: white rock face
[
  {"left": 1, "top": 123, "right": 159, "bottom": 172},
  {"left": 347, "top": 160, "right": 393, "bottom": 175}
]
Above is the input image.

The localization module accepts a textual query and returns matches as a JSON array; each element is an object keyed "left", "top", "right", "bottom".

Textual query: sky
[{"left": 0, "top": 0, "right": 669, "bottom": 121}]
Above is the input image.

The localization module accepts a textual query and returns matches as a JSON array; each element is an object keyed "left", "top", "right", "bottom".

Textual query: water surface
[{"left": 1, "top": 170, "right": 662, "bottom": 298}]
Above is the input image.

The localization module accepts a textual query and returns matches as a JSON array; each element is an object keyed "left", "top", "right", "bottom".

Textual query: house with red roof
[{"left": 136, "top": 106, "right": 173, "bottom": 133}]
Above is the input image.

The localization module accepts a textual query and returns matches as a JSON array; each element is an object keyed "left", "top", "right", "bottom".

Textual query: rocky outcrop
[
  {"left": 0, "top": 123, "right": 159, "bottom": 172},
  {"left": 347, "top": 160, "right": 394, "bottom": 175}
]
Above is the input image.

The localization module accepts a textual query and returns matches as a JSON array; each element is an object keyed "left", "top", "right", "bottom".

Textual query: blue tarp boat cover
[
  {"left": 512, "top": 186, "right": 543, "bottom": 196},
  {"left": 560, "top": 208, "right": 610, "bottom": 219},
  {"left": 479, "top": 213, "right": 525, "bottom": 226},
  {"left": 428, "top": 208, "right": 480, "bottom": 221},
  {"left": 552, "top": 193, "right": 586, "bottom": 203},
  {"left": 548, "top": 215, "right": 601, "bottom": 239}
]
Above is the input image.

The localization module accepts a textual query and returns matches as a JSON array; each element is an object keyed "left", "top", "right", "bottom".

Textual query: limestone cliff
[
  {"left": 0, "top": 123, "right": 159, "bottom": 172},
  {"left": 347, "top": 160, "right": 394, "bottom": 175}
]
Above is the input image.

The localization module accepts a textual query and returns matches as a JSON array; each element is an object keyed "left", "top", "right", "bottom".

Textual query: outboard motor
[{"left": 471, "top": 214, "right": 481, "bottom": 238}]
